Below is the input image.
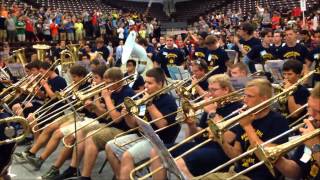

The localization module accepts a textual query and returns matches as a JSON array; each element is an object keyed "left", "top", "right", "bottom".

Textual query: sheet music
[{"left": 132, "top": 115, "right": 185, "bottom": 180}]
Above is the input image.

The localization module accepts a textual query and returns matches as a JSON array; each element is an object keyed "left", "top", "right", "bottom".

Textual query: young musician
[
  {"left": 275, "top": 83, "right": 320, "bottom": 180},
  {"left": 228, "top": 62, "right": 249, "bottom": 78},
  {"left": 182, "top": 79, "right": 289, "bottom": 180},
  {"left": 204, "top": 35, "right": 229, "bottom": 74},
  {"left": 15, "top": 65, "right": 87, "bottom": 168},
  {"left": 124, "top": 59, "right": 145, "bottom": 93},
  {"left": 190, "top": 59, "right": 209, "bottom": 98},
  {"left": 106, "top": 68, "right": 180, "bottom": 180},
  {"left": 55, "top": 67, "right": 135, "bottom": 180},
  {"left": 154, "top": 35, "right": 185, "bottom": 78},
  {"left": 149, "top": 74, "right": 243, "bottom": 180},
  {"left": 40, "top": 65, "right": 107, "bottom": 179},
  {"left": 282, "top": 60, "right": 310, "bottom": 123}
]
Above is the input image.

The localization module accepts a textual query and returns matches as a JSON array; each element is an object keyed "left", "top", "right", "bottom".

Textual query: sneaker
[
  {"left": 14, "top": 151, "right": 31, "bottom": 162},
  {"left": 25, "top": 154, "right": 44, "bottom": 170},
  {"left": 41, "top": 166, "right": 60, "bottom": 180},
  {"left": 55, "top": 166, "right": 80, "bottom": 180}
]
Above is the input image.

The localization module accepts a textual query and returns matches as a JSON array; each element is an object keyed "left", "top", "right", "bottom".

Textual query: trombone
[
  {"left": 177, "top": 66, "right": 218, "bottom": 99},
  {"left": 63, "top": 80, "right": 187, "bottom": 148},
  {"left": 130, "top": 71, "right": 316, "bottom": 179},
  {"left": 0, "top": 116, "right": 30, "bottom": 145},
  {"left": 31, "top": 75, "right": 136, "bottom": 131}
]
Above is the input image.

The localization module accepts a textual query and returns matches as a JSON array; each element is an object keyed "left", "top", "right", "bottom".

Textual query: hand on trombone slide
[{"left": 300, "top": 118, "right": 320, "bottom": 148}]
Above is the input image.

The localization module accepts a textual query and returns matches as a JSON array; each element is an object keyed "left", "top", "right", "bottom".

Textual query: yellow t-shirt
[{"left": 74, "top": 22, "right": 83, "bottom": 33}]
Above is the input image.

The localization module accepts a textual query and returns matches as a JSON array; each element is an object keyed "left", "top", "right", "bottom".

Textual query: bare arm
[{"left": 275, "top": 157, "right": 302, "bottom": 179}]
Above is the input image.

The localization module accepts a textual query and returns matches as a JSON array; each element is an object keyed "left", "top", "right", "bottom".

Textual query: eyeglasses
[{"left": 209, "top": 88, "right": 222, "bottom": 92}]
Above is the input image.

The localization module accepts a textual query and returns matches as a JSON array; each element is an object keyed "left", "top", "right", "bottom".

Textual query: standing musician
[
  {"left": 245, "top": 28, "right": 277, "bottom": 73},
  {"left": 149, "top": 74, "right": 243, "bottom": 180},
  {"left": 106, "top": 68, "right": 180, "bottom": 180},
  {"left": 308, "top": 28, "right": 320, "bottom": 86},
  {"left": 275, "top": 83, "right": 320, "bottom": 180},
  {"left": 204, "top": 35, "right": 229, "bottom": 74},
  {"left": 278, "top": 27, "right": 310, "bottom": 65},
  {"left": 282, "top": 60, "right": 310, "bottom": 122},
  {"left": 15, "top": 65, "right": 90, "bottom": 170},
  {"left": 228, "top": 62, "right": 249, "bottom": 78},
  {"left": 187, "top": 79, "right": 289, "bottom": 180},
  {"left": 55, "top": 67, "right": 135, "bottom": 180},
  {"left": 154, "top": 35, "right": 185, "bottom": 78}
]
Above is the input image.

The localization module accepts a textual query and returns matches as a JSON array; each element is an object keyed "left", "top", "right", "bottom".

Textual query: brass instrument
[
  {"left": 177, "top": 66, "right": 218, "bottom": 99},
  {"left": 181, "top": 88, "right": 244, "bottom": 120},
  {"left": 89, "top": 51, "right": 104, "bottom": 61},
  {"left": 0, "top": 116, "right": 30, "bottom": 145},
  {"left": 12, "top": 48, "right": 27, "bottom": 66},
  {"left": 32, "top": 44, "right": 51, "bottom": 61}
]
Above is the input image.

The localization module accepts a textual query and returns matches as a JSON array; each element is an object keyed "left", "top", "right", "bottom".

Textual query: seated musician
[
  {"left": 228, "top": 62, "right": 249, "bottom": 78},
  {"left": 124, "top": 59, "right": 145, "bottom": 93},
  {"left": 282, "top": 59, "right": 310, "bottom": 123},
  {"left": 149, "top": 74, "right": 243, "bottom": 179},
  {"left": 14, "top": 65, "right": 87, "bottom": 167},
  {"left": 190, "top": 59, "right": 209, "bottom": 98},
  {"left": 192, "top": 79, "right": 289, "bottom": 180},
  {"left": 40, "top": 65, "right": 107, "bottom": 179},
  {"left": 53, "top": 67, "right": 135, "bottom": 180},
  {"left": 275, "top": 83, "right": 320, "bottom": 180},
  {"left": 105, "top": 68, "right": 180, "bottom": 180}
]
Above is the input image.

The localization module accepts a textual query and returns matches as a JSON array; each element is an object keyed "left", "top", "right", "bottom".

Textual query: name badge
[
  {"left": 260, "top": 50, "right": 267, "bottom": 56},
  {"left": 314, "top": 53, "right": 320, "bottom": 60},
  {"left": 300, "top": 146, "right": 312, "bottom": 163},
  {"left": 163, "top": 52, "right": 168, "bottom": 56},
  {"left": 254, "top": 64, "right": 264, "bottom": 72},
  {"left": 208, "top": 54, "right": 212, "bottom": 62},
  {"left": 139, "top": 105, "right": 146, "bottom": 117}
]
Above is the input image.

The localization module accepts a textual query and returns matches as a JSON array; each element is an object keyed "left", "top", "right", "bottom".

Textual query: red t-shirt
[
  {"left": 50, "top": 23, "right": 59, "bottom": 36},
  {"left": 292, "top": 7, "right": 302, "bottom": 17},
  {"left": 25, "top": 19, "right": 33, "bottom": 32}
]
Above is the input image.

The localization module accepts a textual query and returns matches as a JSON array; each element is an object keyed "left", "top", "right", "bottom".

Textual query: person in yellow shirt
[{"left": 74, "top": 18, "right": 84, "bottom": 41}]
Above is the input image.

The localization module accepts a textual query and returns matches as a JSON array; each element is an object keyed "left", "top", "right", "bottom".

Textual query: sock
[
  {"left": 80, "top": 177, "right": 91, "bottom": 180},
  {"left": 27, "top": 150, "right": 35, "bottom": 156},
  {"left": 68, "top": 166, "right": 77, "bottom": 173}
]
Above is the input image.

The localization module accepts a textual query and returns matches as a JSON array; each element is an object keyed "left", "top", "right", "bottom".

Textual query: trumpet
[
  {"left": 0, "top": 116, "right": 30, "bottom": 145},
  {"left": 177, "top": 66, "right": 218, "bottom": 99}
]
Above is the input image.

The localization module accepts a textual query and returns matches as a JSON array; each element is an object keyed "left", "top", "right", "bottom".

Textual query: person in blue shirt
[
  {"left": 246, "top": 28, "right": 277, "bottom": 73},
  {"left": 189, "top": 59, "right": 209, "bottom": 98},
  {"left": 106, "top": 68, "right": 180, "bottom": 180},
  {"left": 205, "top": 35, "right": 229, "bottom": 74},
  {"left": 272, "top": 83, "right": 320, "bottom": 180},
  {"left": 124, "top": 59, "right": 145, "bottom": 93},
  {"left": 154, "top": 35, "right": 185, "bottom": 78},
  {"left": 278, "top": 27, "right": 309, "bottom": 65}
]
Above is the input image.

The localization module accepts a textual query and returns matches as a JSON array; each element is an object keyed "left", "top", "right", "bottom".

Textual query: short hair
[
  {"left": 127, "top": 59, "right": 136, "bottom": 67},
  {"left": 229, "top": 62, "right": 249, "bottom": 74},
  {"left": 274, "top": 30, "right": 283, "bottom": 37},
  {"left": 285, "top": 26, "right": 297, "bottom": 33},
  {"left": 28, "top": 60, "right": 42, "bottom": 69},
  {"left": 39, "top": 61, "right": 52, "bottom": 70},
  {"left": 240, "top": 23, "right": 255, "bottom": 35},
  {"left": 165, "top": 35, "right": 175, "bottom": 40},
  {"left": 260, "top": 28, "right": 273, "bottom": 38},
  {"left": 103, "top": 67, "right": 123, "bottom": 81},
  {"left": 90, "top": 59, "right": 100, "bottom": 66},
  {"left": 69, "top": 65, "right": 88, "bottom": 77},
  {"left": 208, "top": 74, "right": 234, "bottom": 92},
  {"left": 311, "top": 83, "right": 320, "bottom": 99},
  {"left": 192, "top": 59, "right": 208, "bottom": 72},
  {"left": 205, "top": 35, "right": 218, "bottom": 45},
  {"left": 95, "top": 37, "right": 104, "bottom": 44},
  {"left": 246, "top": 78, "right": 272, "bottom": 98},
  {"left": 137, "top": 38, "right": 148, "bottom": 46},
  {"left": 146, "top": 68, "right": 166, "bottom": 85},
  {"left": 92, "top": 65, "right": 107, "bottom": 78},
  {"left": 283, "top": 60, "right": 303, "bottom": 74}
]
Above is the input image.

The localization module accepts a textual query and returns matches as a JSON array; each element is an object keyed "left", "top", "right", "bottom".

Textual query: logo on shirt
[
  {"left": 195, "top": 52, "right": 205, "bottom": 58},
  {"left": 283, "top": 51, "right": 301, "bottom": 59},
  {"left": 166, "top": 53, "right": 178, "bottom": 64},
  {"left": 243, "top": 45, "right": 252, "bottom": 52},
  {"left": 240, "top": 129, "right": 264, "bottom": 168}
]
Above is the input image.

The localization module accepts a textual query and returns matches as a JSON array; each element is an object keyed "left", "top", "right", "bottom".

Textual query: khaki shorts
[
  {"left": 60, "top": 117, "right": 99, "bottom": 136},
  {"left": 193, "top": 166, "right": 251, "bottom": 180},
  {"left": 86, "top": 125, "right": 123, "bottom": 151},
  {"left": 0, "top": 29, "right": 7, "bottom": 39}
]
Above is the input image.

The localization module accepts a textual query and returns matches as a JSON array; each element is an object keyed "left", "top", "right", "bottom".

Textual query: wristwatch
[{"left": 311, "top": 144, "right": 320, "bottom": 154}]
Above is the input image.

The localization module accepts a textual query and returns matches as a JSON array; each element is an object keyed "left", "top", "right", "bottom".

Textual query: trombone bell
[{"left": 32, "top": 44, "right": 51, "bottom": 61}]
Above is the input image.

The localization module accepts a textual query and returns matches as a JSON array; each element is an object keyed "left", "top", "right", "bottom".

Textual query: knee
[
  {"left": 121, "top": 151, "right": 133, "bottom": 163},
  {"left": 53, "top": 130, "right": 63, "bottom": 140},
  {"left": 176, "top": 159, "right": 185, "bottom": 169},
  {"left": 150, "top": 148, "right": 158, "bottom": 158}
]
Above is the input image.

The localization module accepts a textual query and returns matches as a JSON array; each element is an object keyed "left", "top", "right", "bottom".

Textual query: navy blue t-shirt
[
  {"left": 286, "top": 85, "right": 310, "bottom": 123},
  {"left": 124, "top": 72, "right": 145, "bottom": 91},
  {"left": 109, "top": 85, "right": 135, "bottom": 131},
  {"left": 247, "top": 45, "right": 277, "bottom": 64},
  {"left": 205, "top": 47, "right": 229, "bottom": 74},
  {"left": 144, "top": 93, "right": 179, "bottom": 144},
  {"left": 194, "top": 46, "right": 207, "bottom": 60},
  {"left": 292, "top": 145, "right": 320, "bottom": 180},
  {"left": 230, "top": 111, "right": 289, "bottom": 180},
  {"left": 278, "top": 43, "right": 309, "bottom": 63},
  {"left": 235, "top": 37, "right": 261, "bottom": 55},
  {"left": 48, "top": 75, "right": 67, "bottom": 92},
  {"left": 156, "top": 47, "right": 185, "bottom": 78},
  {"left": 92, "top": 46, "right": 110, "bottom": 61}
]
